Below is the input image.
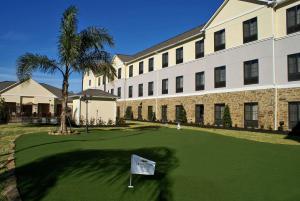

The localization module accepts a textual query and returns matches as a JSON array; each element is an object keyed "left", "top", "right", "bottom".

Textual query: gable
[
  {"left": 1, "top": 79, "right": 57, "bottom": 98},
  {"left": 206, "top": 0, "right": 266, "bottom": 29}
]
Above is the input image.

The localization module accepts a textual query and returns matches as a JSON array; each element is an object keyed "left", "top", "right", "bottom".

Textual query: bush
[
  {"left": 125, "top": 107, "right": 133, "bottom": 120},
  {"left": 0, "top": 98, "right": 9, "bottom": 124},
  {"left": 177, "top": 105, "right": 187, "bottom": 123},
  {"left": 116, "top": 117, "right": 126, "bottom": 126},
  {"left": 107, "top": 119, "right": 114, "bottom": 126},
  {"left": 222, "top": 105, "right": 232, "bottom": 128}
]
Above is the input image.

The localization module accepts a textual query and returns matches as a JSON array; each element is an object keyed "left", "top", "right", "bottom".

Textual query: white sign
[{"left": 130, "top": 154, "right": 156, "bottom": 175}]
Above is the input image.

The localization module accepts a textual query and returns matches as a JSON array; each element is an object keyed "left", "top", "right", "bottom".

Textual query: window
[
  {"left": 162, "top": 79, "right": 168, "bottom": 94},
  {"left": 289, "top": 102, "right": 300, "bottom": 130},
  {"left": 111, "top": 89, "right": 114, "bottom": 95},
  {"left": 175, "top": 105, "right": 183, "bottom": 122},
  {"left": 195, "top": 105, "right": 204, "bottom": 124},
  {"left": 138, "top": 106, "right": 143, "bottom": 120},
  {"left": 129, "top": 65, "right": 133, "bottom": 77},
  {"left": 195, "top": 72, "right": 205, "bottom": 91},
  {"left": 148, "top": 81, "right": 154, "bottom": 96},
  {"left": 126, "top": 106, "right": 132, "bottom": 119},
  {"left": 148, "top": 106, "right": 154, "bottom": 121},
  {"left": 214, "top": 66, "right": 226, "bottom": 88},
  {"left": 138, "top": 84, "right": 143, "bottom": 97},
  {"left": 195, "top": 40, "right": 204, "bottom": 59},
  {"left": 243, "top": 17, "right": 258, "bottom": 43},
  {"left": 176, "top": 76, "right": 183, "bottom": 93},
  {"left": 161, "top": 105, "right": 168, "bottom": 123},
  {"left": 287, "top": 5, "right": 300, "bottom": 34},
  {"left": 118, "top": 68, "right": 122, "bottom": 79},
  {"left": 98, "top": 77, "right": 101, "bottom": 86},
  {"left": 176, "top": 47, "right": 183, "bottom": 64},
  {"left": 116, "top": 106, "right": 120, "bottom": 118},
  {"left": 162, "top": 52, "right": 169, "bottom": 68},
  {"left": 288, "top": 53, "right": 300, "bottom": 81},
  {"left": 102, "top": 77, "right": 105, "bottom": 85},
  {"left": 214, "top": 29, "right": 226, "bottom": 51},
  {"left": 244, "top": 59, "right": 259, "bottom": 85},
  {"left": 117, "top": 87, "right": 121, "bottom": 98},
  {"left": 89, "top": 80, "right": 91, "bottom": 86},
  {"left": 215, "top": 104, "right": 225, "bottom": 126},
  {"left": 244, "top": 103, "right": 258, "bottom": 128},
  {"left": 128, "top": 86, "right": 133, "bottom": 98},
  {"left": 148, "top": 58, "right": 154, "bottom": 72},
  {"left": 139, "top": 62, "right": 144, "bottom": 74}
]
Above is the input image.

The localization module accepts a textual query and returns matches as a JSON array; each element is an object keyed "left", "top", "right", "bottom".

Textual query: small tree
[
  {"left": 0, "top": 98, "right": 9, "bottom": 124},
  {"left": 125, "top": 107, "right": 133, "bottom": 120},
  {"left": 178, "top": 105, "right": 187, "bottom": 124},
  {"left": 222, "top": 105, "right": 232, "bottom": 128}
]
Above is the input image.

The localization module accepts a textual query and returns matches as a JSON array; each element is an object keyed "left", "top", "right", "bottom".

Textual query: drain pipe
[{"left": 271, "top": 6, "right": 278, "bottom": 130}]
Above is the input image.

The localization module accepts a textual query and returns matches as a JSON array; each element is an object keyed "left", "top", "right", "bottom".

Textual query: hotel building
[{"left": 83, "top": 0, "right": 300, "bottom": 131}]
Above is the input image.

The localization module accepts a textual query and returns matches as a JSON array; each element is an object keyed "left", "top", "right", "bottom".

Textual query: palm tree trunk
[{"left": 60, "top": 74, "right": 69, "bottom": 134}]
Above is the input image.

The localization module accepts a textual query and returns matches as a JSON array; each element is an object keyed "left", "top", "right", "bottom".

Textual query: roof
[
  {"left": 0, "top": 81, "right": 17, "bottom": 92},
  {"left": 0, "top": 80, "right": 74, "bottom": 99},
  {"left": 72, "top": 89, "right": 117, "bottom": 99},
  {"left": 40, "top": 83, "right": 75, "bottom": 98},
  {"left": 116, "top": 54, "right": 134, "bottom": 62},
  {"left": 118, "top": 24, "right": 205, "bottom": 64}
]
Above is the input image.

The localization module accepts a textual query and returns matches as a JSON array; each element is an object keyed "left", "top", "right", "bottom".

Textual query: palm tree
[
  {"left": 99, "top": 63, "right": 116, "bottom": 92},
  {"left": 16, "top": 6, "right": 114, "bottom": 134}
]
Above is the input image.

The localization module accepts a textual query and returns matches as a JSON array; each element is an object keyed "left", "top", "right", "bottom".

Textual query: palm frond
[
  {"left": 16, "top": 53, "right": 59, "bottom": 81},
  {"left": 59, "top": 5, "right": 80, "bottom": 66},
  {"left": 80, "top": 27, "right": 114, "bottom": 53}
]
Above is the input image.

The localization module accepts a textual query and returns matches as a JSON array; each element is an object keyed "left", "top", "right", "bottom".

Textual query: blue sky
[{"left": 0, "top": 0, "right": 223, "bottom": 92}]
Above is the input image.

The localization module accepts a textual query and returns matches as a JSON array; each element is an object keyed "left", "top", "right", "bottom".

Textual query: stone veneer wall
[
  {"left": 277, "top": 87, "right": 300, "bottom": 130},
  {"left": 117, "top": 88, "right": 300, "bottom": 130}
]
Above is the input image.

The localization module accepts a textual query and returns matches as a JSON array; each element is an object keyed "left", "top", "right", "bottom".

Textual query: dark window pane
[
  {"left": 195, "top": 72, "right": 205, "bottom": 91},
  {"left": 128, "top": 86, "right": 133, "bottom": 98},
  {"left": 214, "top": 29, "right": 225, "bottom": 51},
  {"left": 289, "top": 102, "right": 300, "bottom": 130},
  {"left": 287, "top": 5, "right": 300, "bottom": 34},
  {"left": 215, "top": 66, "right": 226, "bottom": 88},
  {"left": 162, "top": 79, "right": 168, "bottom": 94},
  {"left": 176, "top": 76, "right": 183, "bottom": 93},
  {"left": 117, "top": 87, "right": 121, "bottom": 98},
  {"left": 139, "top": 62, "right": 144, "bottom": 74},
  {"left": 162, "top": 52, "right": 169, "bottom": 68},
  {"left": 118, "top": 68, "right": 122, "bottom": 79},
  {"left": 148, "top": 81, "right": 154, "bottom": 96},
  {"left": 176, "top": 47, "right": 183, "bottom": 64},
  {"left": 129, "top": 65, "right": 133, "bottom": 77},
  {"left": 244, "top": 103, "right": 258, "bottom": 128},
  {"left": 161, "top": 105, "right": 168, "bottom": 123},
  {"left": 195, "top": 105, "right": 204, "bottom": 124},
  {"left": 288, "top": 53, "right": 300, "bottom": 81},
  {"left": 243, "top": 17, "right": 258, "bottom": 43},
  {"left": 138, "top": 84, "right": 143, "bottom": 97},
  {"left": 195, "top": 40, "right": 204, "bottom": 59},
  {"left": 215, "top": 104, "right": 225, "bottom": 126},
  {"left": 148, "top": 106, "right": 153, "bottom": 121},
  {"left": 244, "top": 59, "right": 259, "bottom": 85},
  {"left": 149, "top": 58, "right": 154, "bottom": 72}
]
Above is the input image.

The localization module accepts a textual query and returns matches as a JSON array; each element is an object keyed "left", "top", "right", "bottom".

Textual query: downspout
[{"left": 272, "top": 6, "right": 278, "bottom": 130}]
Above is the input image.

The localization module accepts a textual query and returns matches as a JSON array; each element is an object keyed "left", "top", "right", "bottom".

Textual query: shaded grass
[{"left": 14, "top": 127, "right": 300, "bottom": 201}]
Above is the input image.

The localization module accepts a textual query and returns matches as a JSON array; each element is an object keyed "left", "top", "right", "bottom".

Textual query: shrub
[
  {"left": 125, "top": 107, "right": 133, "bottom": 120},
  {"left": 116, "top": 117, "right": 126, "bottom": 126},
  {"left": 89, "top": 118, "right": 95, "bottom": 126},
  {"left": 177, "top": 105, "right": 187, "bottom": 123},
  {"left": 107, "top": 119, "right": 114, "bottom": 126},
  {"left": 222, "top": 105, "right": 232, "bottom": 128},
  {"left": 96, "top": 117, "right": 105, "bottom": 126},
  {"left": 0, "top": 98, "right": 9, "bottom": 124}
]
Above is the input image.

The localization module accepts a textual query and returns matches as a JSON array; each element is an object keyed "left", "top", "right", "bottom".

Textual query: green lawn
[{"left": 15, "top": 126, "right": 300, "bottom": 201}]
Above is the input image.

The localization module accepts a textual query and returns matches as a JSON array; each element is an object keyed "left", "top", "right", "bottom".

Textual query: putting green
[{"left": 15, "top": 127, "right": 300, "bottom": 201}]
